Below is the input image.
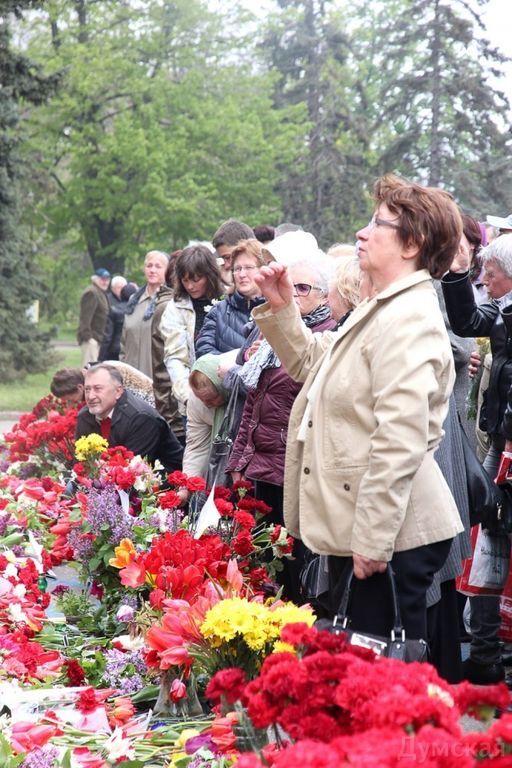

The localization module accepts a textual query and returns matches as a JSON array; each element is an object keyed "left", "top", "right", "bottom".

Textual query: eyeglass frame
[
  {"left": 367, "top": 215, "right": 401, "bottom": 231},
  {"left": 292, "top": 282, "right": 324, "bottom": 297}
]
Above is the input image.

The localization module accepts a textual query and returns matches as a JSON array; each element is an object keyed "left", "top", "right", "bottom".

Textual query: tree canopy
[{"left": 5, "top": 0, "right": 512, "bottom": 336}]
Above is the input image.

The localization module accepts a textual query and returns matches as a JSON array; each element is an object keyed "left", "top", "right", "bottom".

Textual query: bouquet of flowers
[
  {"left": 3, "top": 399, "right": 78, "bottom": 476},
  {"left": 206, "top": 623, "right": 512, "bottom": 768}
]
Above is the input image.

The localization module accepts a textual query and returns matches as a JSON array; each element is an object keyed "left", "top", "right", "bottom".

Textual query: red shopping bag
[{"left": 456, "top": 525, "right": 509, "bottom": 597}]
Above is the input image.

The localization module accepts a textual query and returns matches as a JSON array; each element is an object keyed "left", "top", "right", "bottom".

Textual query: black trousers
[
  {"left": 427, "top": 579, "right": 463, "bottom": 682},
  {"left": 254, "top": 479, "right": 308, "bottom": 605},
  {"left": 327, "top": 538, "right": 452, "bottom": 640}
]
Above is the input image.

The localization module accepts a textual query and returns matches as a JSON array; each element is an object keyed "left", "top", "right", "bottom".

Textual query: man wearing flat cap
[{"left": 77, "top": 268, "right": 111, "bottom": 366}]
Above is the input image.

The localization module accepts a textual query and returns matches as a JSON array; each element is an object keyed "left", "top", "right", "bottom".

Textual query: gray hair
[
  {"left": 482, "top": 233, "right": 512, "bottom": 279},
  {"left": 144, "top": 250, "right": 169, "bottom": 264},
  {"left": 330, "top": 256, "right": 362, "bottom": 309},
  {"left": 288, "top": 253, "right": 335, "bottom": 294},
  {"left": 84, "top": 363, "right": 124, "bottom": 387}
]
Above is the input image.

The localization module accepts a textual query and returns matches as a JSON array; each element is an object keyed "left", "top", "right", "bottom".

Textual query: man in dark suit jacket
[{"left": 76, "top": 364, "right": 183, "bottom": 472}]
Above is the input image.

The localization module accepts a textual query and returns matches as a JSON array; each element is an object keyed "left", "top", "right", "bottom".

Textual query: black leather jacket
[
  {"left": 76, "top": 390, "right": 184, "bottom": 471},
  {"left": 442, "top": 271, "right": 512, "bottom": 438}
]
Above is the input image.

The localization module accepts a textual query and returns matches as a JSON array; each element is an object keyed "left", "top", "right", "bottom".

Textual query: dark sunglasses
[{"left": 293, "top": 283, "right": 323, "bottom": 297}]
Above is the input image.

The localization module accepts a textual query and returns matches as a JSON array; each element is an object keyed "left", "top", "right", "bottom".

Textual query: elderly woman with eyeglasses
[
  {"left": 226, "top": 246, "right": 336, "bottom": 604},
  {"left": 195, "top": 239, "right": 265, "bottom": 358},
  {"left": 251, "top": 174, "right": 463, "bottom": 641}
]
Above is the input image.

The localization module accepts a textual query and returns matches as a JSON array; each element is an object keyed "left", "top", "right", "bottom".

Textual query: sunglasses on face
[{"left": 293, "top": 283, "right": 323, "bottom": 297}]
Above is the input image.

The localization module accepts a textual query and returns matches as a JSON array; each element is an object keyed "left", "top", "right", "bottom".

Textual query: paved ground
[{"left": 0, "top": 414, "right": 20, "bottom": 437}]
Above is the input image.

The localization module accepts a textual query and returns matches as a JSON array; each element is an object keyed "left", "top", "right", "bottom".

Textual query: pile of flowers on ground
[{"left": 2, "top": 397, "right": 512, "bottom": 766}]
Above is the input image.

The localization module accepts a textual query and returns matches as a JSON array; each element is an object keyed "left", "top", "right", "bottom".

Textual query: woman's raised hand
[
  {"left": 449, "top": 241, "right": 472, "bottom": 274},
  {"left": 254, "top": 262, "right": 294, "bottom": 313}
]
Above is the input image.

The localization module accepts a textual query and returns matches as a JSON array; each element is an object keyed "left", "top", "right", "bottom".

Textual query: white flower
[
  {"left": 115, "top": 633, "right": 146, "bottom": 651},
  {"left": 104, "top": 728, "right": 136, "bottom": 761},
  {"left": 8, "top": 603, "right": 27, "bottom": 623},
  {"left": 4, "top": 561, "right": 18, "bottom": 577},
  {"left": 13, "top": 583, "right": 26, "bottom": 599}
]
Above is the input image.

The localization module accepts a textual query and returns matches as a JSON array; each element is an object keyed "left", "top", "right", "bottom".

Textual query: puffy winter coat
[{"left": 195, "top": 292, "right": 265, "bottom": 357}]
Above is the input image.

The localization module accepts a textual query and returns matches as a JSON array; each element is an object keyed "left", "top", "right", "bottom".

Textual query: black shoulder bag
[
  {"left": 458, "top": 420, "right": 512, "bottom": 533},
  {"left": 315, "top": 565, "right": 428, "bottom": 663}
]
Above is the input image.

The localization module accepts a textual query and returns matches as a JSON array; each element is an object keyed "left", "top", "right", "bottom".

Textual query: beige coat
[
  {"left": 183, "top": 392, "right": 214, "bottom": 478},
  {"left": 159, "top": 296, "right": 196, "bottom": 415},
  {"left": 253, "top": 270, "right": 463, "bottom": 562},
  {"left": 120, "top": 288, "right": 154, "bottom": 377}
]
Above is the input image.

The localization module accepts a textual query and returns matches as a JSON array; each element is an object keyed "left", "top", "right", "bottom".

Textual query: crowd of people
[{"left": 58, "top": 176, "right": 512, "bottom": 685}]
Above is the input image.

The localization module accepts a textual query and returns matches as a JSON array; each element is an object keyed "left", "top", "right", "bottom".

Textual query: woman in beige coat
[{"left": 253, "top": 174, "right": 464, "bottom": 641}]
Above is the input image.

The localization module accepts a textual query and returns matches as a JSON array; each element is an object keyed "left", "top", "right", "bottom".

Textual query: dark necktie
[{"left": 100, "top": 416, "right": 111, "bottom": 441}]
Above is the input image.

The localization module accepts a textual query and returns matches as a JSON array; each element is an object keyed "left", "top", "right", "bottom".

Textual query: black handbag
[
  {"left": 204, "top": 377, "right": 242, "bottom": 489},
  {"left": 458, "top": 420, "right": 511, "bottom": 532},
  {"left": 315, "top": 565, "right": 428, "bottom": 663}
]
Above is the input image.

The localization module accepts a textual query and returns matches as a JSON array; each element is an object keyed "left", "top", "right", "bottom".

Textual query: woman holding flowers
[{"left": 252, "top": 174, "right": 463, "bottom": 641}]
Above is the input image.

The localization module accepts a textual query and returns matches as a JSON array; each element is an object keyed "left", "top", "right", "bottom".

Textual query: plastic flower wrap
[{"left": 467, "top": 336, "right": 491, "bottom": 421}]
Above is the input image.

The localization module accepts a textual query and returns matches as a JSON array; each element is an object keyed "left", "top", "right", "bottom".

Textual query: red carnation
[
  {"left": 186, "top": 476, "right": 207, "bottom": 492},
  {"left": 167, "top": 471, "right": 188, "bottom": 486},
  {"left": 77, "top": 687, "right": 101, "bottom": 714},
  {"left": 214, "top": 486, "right": 232, "bottom": 500},
  {"left": 215, "top": 499, "right": 234, "bottom": 517},
  {"left": 64, "top": 658, "right": 86, "bottom": 686},
  {"left": 206, "top": 667, "right": 248, "bottom": 706},
  {"left": 158, "top": 490, "right": 182, "bottom": 510},
  {"left": 232, "top": 531, "right": 254, "bottom": 556},
  {"left": 233, "top": 510, "right": 256, "bottom": 530},
  {"left": 232, "top": 480, "right": 254, "bottom": 493}
]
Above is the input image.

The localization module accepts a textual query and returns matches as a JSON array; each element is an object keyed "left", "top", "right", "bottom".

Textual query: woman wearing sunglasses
[
  {"left": 226, "top": 249, "right": 336, "bottom": 604},
  {"left": 252, "top": 174, "right": 464, "bottom": 642}
]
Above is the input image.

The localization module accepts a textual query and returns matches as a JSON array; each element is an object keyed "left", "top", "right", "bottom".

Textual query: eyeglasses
[
  {"left": 233, "top": 265, "right": 258, "bottom": 274},
  {"left": 368, "top": 216, "right": 401, "bottom": 230},
  {"left": 293, "top": 283, "right": 323, "bottom": 297}
]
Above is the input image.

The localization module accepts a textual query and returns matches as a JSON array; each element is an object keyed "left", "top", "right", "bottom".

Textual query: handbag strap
[{"left": 334, "top": 564, "right": 405, "bottom": 639}]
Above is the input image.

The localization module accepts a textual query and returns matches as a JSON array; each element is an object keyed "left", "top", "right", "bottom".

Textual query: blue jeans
[{"left": 469, "top": 436, "right": 506, "bottom": 664}]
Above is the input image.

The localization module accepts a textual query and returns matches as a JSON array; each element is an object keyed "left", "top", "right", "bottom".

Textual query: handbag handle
[{"left": 334, "top": 564, "right": 405, "bottom": 640}]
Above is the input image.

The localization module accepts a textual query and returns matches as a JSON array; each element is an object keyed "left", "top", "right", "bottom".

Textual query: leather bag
[
  {"left": 315, "top": 565, "right": 428, "bottom": 663},
  {"left": 458, "top": 420, "right": 512, "bottom": 533},
  {"left": 204, "top": 377, "right": 242, "bottom": 489}
]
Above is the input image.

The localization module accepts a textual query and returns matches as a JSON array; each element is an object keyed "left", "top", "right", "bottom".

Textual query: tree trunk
[{"left": 428, "top": 0, "right": 442, "bottom": 186}]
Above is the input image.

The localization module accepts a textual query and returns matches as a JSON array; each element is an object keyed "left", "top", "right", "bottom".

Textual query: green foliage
[
  {"left": 0, "top": 1, "right": 59, "bottom": 381},
  {"left": 351, "top": 0, "right": 512, "bottom": 213},
  {"left": 20, "top": 0, "right": 300, "bottom": 278},
  {"left": 6, "top": 0, "right": 512, "bottom": 308}
]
